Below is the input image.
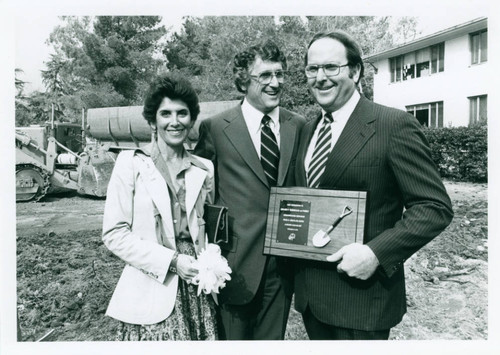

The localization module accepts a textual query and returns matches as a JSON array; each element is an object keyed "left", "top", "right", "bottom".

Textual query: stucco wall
[{"left": 372, "top": 34, "right": 488, "bottom": 127}]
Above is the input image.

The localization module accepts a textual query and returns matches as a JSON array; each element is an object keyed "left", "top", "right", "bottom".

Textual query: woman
[{"left": 102, "top": 73, "right": 217, "bottom": 340}]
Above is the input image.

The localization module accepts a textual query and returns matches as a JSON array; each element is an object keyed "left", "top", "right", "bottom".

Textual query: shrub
[
  {"left": 290, "top": 104, "right": 321, "bottom": 121},
  {"left": 423, "top": 125, "right": 487, "bottom": 183}
]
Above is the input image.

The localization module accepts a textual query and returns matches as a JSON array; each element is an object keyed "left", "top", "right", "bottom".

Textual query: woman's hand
[{"left": 176, "top": 254, "right": 199, "bottom": 282}]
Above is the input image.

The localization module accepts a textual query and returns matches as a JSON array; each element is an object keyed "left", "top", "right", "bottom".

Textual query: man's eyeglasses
[
  {"left": 304, "top": 63, "right": 349, "bottom": 78},
  {"left": 250, "top": 70, "right": 286, "bottom": 85}
]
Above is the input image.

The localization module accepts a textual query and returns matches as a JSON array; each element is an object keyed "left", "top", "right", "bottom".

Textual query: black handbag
[{"left": 203, "top": 204, "right": 229, "bottom": 244}]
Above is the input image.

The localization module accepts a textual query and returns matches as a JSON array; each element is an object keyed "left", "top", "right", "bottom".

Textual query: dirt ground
[
  {"left": 16, "top": 193, "right": 106, "bottom": 235},
  {"left": 16, "top": 180, "right": 486, "bottom": 236},
  {"left": 391, "top": 181, "right": 488, "bottom": 339},
  {"left": 16, "top": 181, "right": 488, "bottom": 341}
]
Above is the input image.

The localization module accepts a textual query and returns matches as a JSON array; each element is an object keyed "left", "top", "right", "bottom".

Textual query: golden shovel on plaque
[{"left": 312, "top": 206, "right": 353, "bottom": 248}]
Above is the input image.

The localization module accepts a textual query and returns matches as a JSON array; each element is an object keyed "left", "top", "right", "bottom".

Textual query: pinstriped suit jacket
[{"left": 294, "top": 96, "right": 453, "bottom": 331}]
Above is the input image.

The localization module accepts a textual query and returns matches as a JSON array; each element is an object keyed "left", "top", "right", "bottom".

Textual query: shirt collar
[
  {"left": 147, "top": 141, "right": 210, "bottom": 175},
  {"left": 241, "top": 98, "right": 280, "bottom": 134},
  {"left": 321, "top": 89, "right": 360, "bottom": 123},
  {"left": 133, "top": 142, "right": 152, "bottom": 156},
  {"left": 150, "top": 141, "right": 192, "bottom": 170}
]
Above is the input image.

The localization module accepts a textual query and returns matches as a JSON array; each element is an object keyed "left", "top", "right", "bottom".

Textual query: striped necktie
[
  {"left": 307, "top": 112, "right": 333, "bottom": 188},
  {"left": 260, "top": 115, "right": 280, "bottom": 186}
]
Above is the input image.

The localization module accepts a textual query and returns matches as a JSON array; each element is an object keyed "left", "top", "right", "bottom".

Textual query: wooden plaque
[{"left": 263, "top": 187, "right": 367, "bottom": 262}]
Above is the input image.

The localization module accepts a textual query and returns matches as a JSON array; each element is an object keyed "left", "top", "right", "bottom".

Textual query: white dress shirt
[
  {"left": 304, "top": 90, "right": 360, "bottom": 172},
  {"left": 241, "top": 99, "right": 280, "bottom": 159}
]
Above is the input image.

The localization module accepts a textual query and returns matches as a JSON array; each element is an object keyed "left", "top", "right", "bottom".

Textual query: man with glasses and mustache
[
  {"left": 195, "top": 40, "right": 305, "bottom": 340},
  {"left": 293, "top": 31, "right": 453, "bottom": 340}
]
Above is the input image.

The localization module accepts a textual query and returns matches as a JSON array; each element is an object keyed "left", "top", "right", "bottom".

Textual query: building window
[
  {"left": 431, "top": 42, "right": 445, "bottom": 73},
  {"left": 470, "top": 30, "right": 487, "bottom": 64},
  {"left": 406, "top": 101, "right": 444, "bottom": 128},
  {"left": 469, "top": 95, "right": 487, "bottom": 125},
  {"left": 390, "top": 43, "right": 445, "bottom": 83}
]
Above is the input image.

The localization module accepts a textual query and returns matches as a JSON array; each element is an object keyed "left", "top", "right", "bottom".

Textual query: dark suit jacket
[
  {"left": 294, "top": 96, "right": 453, "bottom": 331},
  {"left": 195, "top": 104, "right": 306, "bottom": 305}
]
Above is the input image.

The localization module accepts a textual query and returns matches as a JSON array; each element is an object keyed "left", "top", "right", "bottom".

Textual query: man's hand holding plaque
[{"left": 327, "top": 243, "right": 380, "bottom": 280}]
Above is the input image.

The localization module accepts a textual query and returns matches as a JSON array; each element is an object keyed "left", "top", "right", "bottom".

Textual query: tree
[
  {"left": 15, "top": 68, "right": 27, "bottom": 96},
  {"left": 85, "top": 16, "right": 167, "bottom": 101},
  {"left": 392, "top": 17, "right": 420, "bottom": 44},
  {"left": 41, "top": 54, "right": 67, "bottom": 96},
  {"left": 42, "top": 16, "right": 168, "bottom": 121},
  {"left": 15, "top": 90, "right": 58, "bottom": 127},
  {"left": 15, "top": 69, "right": 31, "bottom": 126},
  {"left": 165, "top": 17, "right": 210, "bottom": 75},
  {"left": 29, "top": 15, "right": 418, "bottom": 124},
  {"left": 163, "top": 16, "right": 418, "bottom": 114},
  {"left": 164, "top": 16, "right": 279, "bottom": 102},
  {"left": 164, "top": 16, "right": 309, "bottom": 103}
]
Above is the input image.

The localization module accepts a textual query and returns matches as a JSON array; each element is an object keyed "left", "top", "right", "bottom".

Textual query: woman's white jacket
[{"left": 102, "top": 144, "right": 214, "bottom": 325}]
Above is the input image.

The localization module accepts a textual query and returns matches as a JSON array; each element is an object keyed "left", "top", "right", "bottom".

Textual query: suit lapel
[
  {"left": 184, "top": 162, "right": 207, "bottom": 219},
  {"left": 320, "top": 97, "right": 376, "bottom": 187},
  {"left": 223, "top": 106, "right": 268, "bottom": 187},
  {"left": 185, "top": 160, "right": 207, "bottom": 249},
  {"left": 296, "top": 112, "right": 322, "bottom": 186},
  {"left": 135, "top": 151, "right": 176, "bottom": 244},
  {"left": 277, "top": 110, "right": 295, "bottom": 186}
]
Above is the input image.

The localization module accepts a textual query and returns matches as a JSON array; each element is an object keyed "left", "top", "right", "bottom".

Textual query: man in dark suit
[
  {"left": 195, "top": 40, "right": 306, "bottom": 340},
  {"left": 293, "top": 30, "right": 453, "bottom": 340}
]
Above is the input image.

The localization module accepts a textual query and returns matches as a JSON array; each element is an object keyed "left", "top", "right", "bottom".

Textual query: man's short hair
[
  {"left": 233, "top": 40, "right": 287, "bottom": 93},
  {"left": 305, "top": 30, "right": 365, "bottom": 84},
  {"left": 142, "top": 72, "right": 200, "bottom": 124}
]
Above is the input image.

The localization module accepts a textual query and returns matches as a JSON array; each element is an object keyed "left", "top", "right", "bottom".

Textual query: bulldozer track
[{"left": 15, "top": 163, "right": 51, "bottom": 202}]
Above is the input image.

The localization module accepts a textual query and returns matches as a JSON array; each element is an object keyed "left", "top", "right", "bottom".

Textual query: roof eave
[{"left": 364, "top": 17, "right": 487, "bottom": 63}]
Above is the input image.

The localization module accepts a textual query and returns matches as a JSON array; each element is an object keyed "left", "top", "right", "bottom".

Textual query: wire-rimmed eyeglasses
[
  {"left": 250, "top": 70, "right": 286, "bottom": 85},
  {"left": 305, "top": 63, "right": 349, "bottom": 78}
]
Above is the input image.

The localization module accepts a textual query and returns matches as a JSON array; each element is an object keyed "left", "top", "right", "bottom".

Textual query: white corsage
[{"left": 191, "top": 244, "right": 232, "bottom": 295}]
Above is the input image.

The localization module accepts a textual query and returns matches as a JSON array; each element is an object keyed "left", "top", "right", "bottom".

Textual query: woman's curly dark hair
[
  {"left": 142, "top": 73, "right": 200, "bottom": 124},
  {"left": 233, "top": 40, "right": 287, "bottom": 93}
]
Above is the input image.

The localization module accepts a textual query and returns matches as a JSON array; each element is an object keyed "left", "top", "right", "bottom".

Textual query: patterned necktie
[
  {"left": 260, "top": 115, "right": 280, "bottom": 186},
  {"left": 307, "top": 112, "right": 333, "bottom": 188}
]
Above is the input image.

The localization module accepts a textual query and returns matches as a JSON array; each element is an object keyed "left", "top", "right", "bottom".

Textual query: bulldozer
[
  {"left": 15, "top": 100, "right": 239, "bottom": 202},
  {"left": 15, "top": 120, "right": 117, "bottom": 202}
]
